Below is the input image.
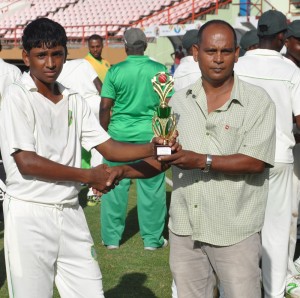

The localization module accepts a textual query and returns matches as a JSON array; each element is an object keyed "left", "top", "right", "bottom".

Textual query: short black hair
[
  {"left": 198, "top": 20, "right": 237, "bottom": 48},
  {"left": 88, "top": 34, "right": 103, "bottom": 43},
  {"left": 22, "top": 18, "right": 67, "bottom": 53}
]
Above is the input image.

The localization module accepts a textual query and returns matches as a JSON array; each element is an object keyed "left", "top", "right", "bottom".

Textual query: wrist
[{"left": 201, "top": 154, "right": 212, "bottom": 173}]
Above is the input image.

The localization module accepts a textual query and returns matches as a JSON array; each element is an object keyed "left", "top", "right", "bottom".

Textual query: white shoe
[
  {"left": 286, "top": 275, "right": 300, "bottom": 298},
  {"left": 101, "top": 240, "right": 119, "bottom": 250},
  {"left": 295, "top": 257, "right": 300, "bottom": 274},
  {"left": 144, "top": 239, "right": 168, "bottom": 251}
]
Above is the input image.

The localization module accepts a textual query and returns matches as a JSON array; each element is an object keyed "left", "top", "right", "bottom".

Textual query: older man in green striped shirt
[{"left": 159, "top": 20, "right": 276, "bottom": 298}]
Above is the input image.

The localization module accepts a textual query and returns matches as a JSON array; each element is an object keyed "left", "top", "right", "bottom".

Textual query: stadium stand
[{"left": 0, "top": 0, "right": 228, "bottom": 44}]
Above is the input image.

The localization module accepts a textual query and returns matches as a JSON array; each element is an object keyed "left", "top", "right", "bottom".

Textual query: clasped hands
[{"left": 89, "top": 133, "right": 182, "bottom": 197}]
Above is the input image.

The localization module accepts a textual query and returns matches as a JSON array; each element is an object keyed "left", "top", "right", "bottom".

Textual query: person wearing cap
[
  {"left": 285, "top": 20, "right": 300, "bottom": 68},
  {"left": 173, "top": 29, "right": 201, "bottom": 91},
  {"left": 239, "top": 29, "right": 259, "bottom": 56},
  {"left": 284, "top": 19, "right": 300, "bottom": 295},
  {"left": 234, "top": 10, "right": 300, "bottom": 298},
  {"left": 100, "top": 28, "right": 172, "bottom": 250}
]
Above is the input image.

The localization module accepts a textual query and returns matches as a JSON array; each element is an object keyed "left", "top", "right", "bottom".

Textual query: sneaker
[
  {"left": 101, "top": 240, "right": 119, "bottom": 250},
  {"left": 295, "top": 257, "right": 300, "bottom": 274},
  {"left": 144, "top": 239, "right": 168, "bottom": 251},
  {"left": 286, "top": 275, "right": 300, "bottom": 298},
  {"left": 87, "top": 195, "right": 101, "bottom": 206}
]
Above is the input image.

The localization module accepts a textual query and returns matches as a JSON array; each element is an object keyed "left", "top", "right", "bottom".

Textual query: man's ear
[
  {"left": 22, "top": 49, "right": 30, "bottom": 67},
  {"left": 235, "top": 46, "right": 240, "bottom": 63},
  {"left": 192, "top": 44, "right": 198, "bottom": 62}
]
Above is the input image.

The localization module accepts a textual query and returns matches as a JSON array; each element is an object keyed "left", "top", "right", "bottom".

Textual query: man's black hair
[
  {"left": 198, "top": 20, "right": 238, "bottom": 48},
  {"left": 88, "top": 34, "right": 103, "bottom": 43},
  {"left": 22, "top": 18, "right": 67, "bottom": 53}
]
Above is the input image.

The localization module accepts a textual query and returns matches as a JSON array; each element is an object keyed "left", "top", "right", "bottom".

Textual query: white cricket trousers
[
  {"left": 262, "top": 162, "right": 294, "bottom": 298},
  {"left": 3, "top": 196, "right": 105, "bottom": 298},
  {"left": 287, "top": 144, "right": 300, "bottom": 277}
]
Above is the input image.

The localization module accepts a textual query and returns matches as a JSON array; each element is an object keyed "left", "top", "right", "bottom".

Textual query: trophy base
[{"left": 155, "top": 145, "right": 172, "bottom": 156}]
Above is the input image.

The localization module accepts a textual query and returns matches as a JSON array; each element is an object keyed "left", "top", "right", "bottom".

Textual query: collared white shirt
[
  {"left": 0, "top": 72, "right": 110, "bottom": 204},
  {"left": 235, "top": 48, "right": 300, "bottom": 163},
  {"left": 173, "top": 56, "right": 201, "bottom": 91}
]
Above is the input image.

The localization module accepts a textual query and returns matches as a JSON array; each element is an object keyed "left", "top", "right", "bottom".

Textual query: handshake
[{"left": 87, "top": 135, "right": 181, "bottom": 198}]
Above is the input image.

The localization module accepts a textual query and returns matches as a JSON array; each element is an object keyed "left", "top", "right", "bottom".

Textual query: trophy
[{"left": 152, "top": 72, "right": 176, "bottom": 156}]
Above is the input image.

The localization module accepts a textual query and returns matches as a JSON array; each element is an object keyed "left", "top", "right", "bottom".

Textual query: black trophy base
[{"left": 155, "top": 145, "right": 172, "bottom": 156}]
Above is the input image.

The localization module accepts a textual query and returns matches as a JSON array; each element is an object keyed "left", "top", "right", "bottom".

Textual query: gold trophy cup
[{"left": 152, "top": 72, "right": 176, "bottom": 156}]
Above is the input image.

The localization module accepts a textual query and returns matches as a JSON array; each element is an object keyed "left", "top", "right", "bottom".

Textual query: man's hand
[
  {"left": 151, "top": 130, "right": 182, "bottom": 154},
  {"left": 158, "top": 150, "right": 204, "bottom": 170},
  {"left": 88, "top": 164, "right": 119, "bottom": 193}
]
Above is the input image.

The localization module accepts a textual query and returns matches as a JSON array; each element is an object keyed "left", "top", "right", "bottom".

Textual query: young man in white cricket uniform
[
  {"left": 58, "top": 58, "right": 104, "bottom": 203},
  {"left": 0, "top": 18, "right": 179, "bottom": 298}
]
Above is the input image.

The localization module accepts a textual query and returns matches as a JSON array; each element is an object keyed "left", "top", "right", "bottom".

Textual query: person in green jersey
[{"left": 100, "top": 28, "right": 173, "bottom": 250}]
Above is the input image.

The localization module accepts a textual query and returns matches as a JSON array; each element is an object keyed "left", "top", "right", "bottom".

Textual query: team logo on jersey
[
  {"left": 91, "top": 245, "right": 97, "bottom": 260},
  {"left": 68, "top": 110, "right": 73, "bottom": 126}
]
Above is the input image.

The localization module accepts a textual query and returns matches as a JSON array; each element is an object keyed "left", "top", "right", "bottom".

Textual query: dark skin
[
  {"left": 285, "top": 36, "right": 300, "bottom": 68},
  {"left": 157, "top": 23, "right": 266, "bottom": 174},
  {"left": 19, "top": 44, "right": 180, "bottom": 194},
  {"left": 285, "top": 35, "right": 300, "bottom": 142},
  {"left": 88, "top": 38, "right": 103, "bottom": 61}
]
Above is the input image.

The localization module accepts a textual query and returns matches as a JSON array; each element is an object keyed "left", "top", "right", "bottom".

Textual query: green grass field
[{"left": 0, "top": 180, "right": 173, "bottom": 298}]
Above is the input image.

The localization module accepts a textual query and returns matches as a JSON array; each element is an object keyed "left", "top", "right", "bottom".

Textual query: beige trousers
[{"left": 169, "top": 231, "right": 261, "bottom": 298}]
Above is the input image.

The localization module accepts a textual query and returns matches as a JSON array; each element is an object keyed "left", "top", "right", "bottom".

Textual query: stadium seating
[{"left": 0, "top": 0, "right": 223, "bottom": 42}]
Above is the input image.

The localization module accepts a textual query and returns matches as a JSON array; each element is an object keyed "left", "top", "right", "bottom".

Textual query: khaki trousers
[{"left": 169, "top": 231, "right": 261, "bottom": 298}]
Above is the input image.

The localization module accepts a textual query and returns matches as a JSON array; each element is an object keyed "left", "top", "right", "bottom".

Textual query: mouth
[{"left": 211, "top": 68, "right": 223, "bottom": 73}]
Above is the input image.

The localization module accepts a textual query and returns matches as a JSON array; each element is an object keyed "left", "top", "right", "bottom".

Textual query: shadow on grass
[
  {"left": 0, "top": 248, "right": 6, "bottom": 288},
  {"left": 105, "top": 273, "right": 156, "bottom": 298},
  {"left": 121, "top": 191, "right": 172, "bottom": 245}
]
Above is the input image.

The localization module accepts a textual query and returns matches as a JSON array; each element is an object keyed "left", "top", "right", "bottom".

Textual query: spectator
[
  {"left": 239, "top": 29, "right": 259, "bottom": 56},
  {"left": 171, "top": 45, "right": 185, "bottom": 71},
  {"left": 85, "top": 34, "right": 110, "bottom": 84},
  {"left": 284, "top": 19, "right": 300, "bottom": 297},
  {"left": 173, "top": 29, "right": 201, "bottom": 91}
]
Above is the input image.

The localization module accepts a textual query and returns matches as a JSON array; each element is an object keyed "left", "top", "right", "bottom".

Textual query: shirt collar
[
  {"left": 20, "top": 71, "right": 77, "bottom": 97},
  {"left": 188, "top": 73, "right": 244, "bottom": 109},
  {"left": 244, "top": 48, "right": 284, "bottom": 59}
]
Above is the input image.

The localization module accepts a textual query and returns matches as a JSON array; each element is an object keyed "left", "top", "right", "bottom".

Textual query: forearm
[
  {"left": 99, "top": 108, "right": 110, "bottom": 130},
  {"left": 96, "top": 139, "right": 155, "bottom": 162},
  {"left": 13, "top": 150, "right": 91, "bottom": 184},
  {"left": 109, "top": 157, "right": 168, "bottom": 180},
  {"left": 159, "top": 151, "right": 265, "bottom": 174},
  {"left": 208, "top": 153, "right": 265, "bottom": 174}
]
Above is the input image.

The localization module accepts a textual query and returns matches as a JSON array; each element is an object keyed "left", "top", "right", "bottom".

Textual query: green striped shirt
[{"left": 168, "top": 75, "right": 276, "bottom": 246}]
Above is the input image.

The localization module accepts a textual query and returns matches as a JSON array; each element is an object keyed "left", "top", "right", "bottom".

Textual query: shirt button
[
  {"left": 206, "top": 132, "right": 209, "bottom": 136},
  {"left": 194, "top": 205, "right": 198, "bottom": 208}
]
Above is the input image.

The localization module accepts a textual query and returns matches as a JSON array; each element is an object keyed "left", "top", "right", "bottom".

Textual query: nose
[
  {"left": 46, "top": 56, "right": 55, "bottom": 69},
  {"left": 214, "top": 51, "right": 224, "bottom": 64}
]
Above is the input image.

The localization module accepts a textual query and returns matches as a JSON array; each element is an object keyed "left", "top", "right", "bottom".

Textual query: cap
[
  {"left": 286, "top": 20, "right": 300, "bottom": 38},
  {"left": 124, "top": 28, "right": 147, "bottom": 48},
  {"left": 257, "top": 10, "right": 287, "bottom": 37},
  {"left": 239, "top": 29, "right": 259, "bottom": 50},
  {"left": 182, "top": 29, "right": 198, "bottom": 50}
]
